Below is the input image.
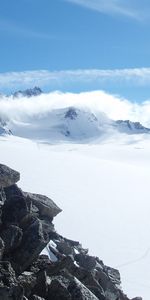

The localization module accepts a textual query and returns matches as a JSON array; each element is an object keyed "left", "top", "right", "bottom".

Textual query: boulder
[
  {"left": 32, "top": 270, "right": 47, "bottom": 299},
  {"left": 0, "top": 261, "right": 23, "bottom": 300},
  {"left": 47, "top": 276, "right": 72, "bottom": 300},
  {"left": 75, "top": 254, "right": 97, "bottom": 271},
  {"left": 18, "top": 271, "right": 37, "bottom": 298},
  {"left": 31, "top": 295, "right": 45, "bottom": 300},
  {"left": 23, "top": 192, "right": 62, "bottom": 219},
  {"left": 2, "top": 185, "right": 29, "bottom": 226},
  {"left": 68, "top": 277, "right": 99, "bottom": 300},
  {"left": 1, "top": 225, "right": 23, "bottom": 254},
  {"left": 56, "top": 240, "right": 74, "bottom": 256},
  {"left": 0, "top": 237, "right": 5, "bottom": 259},
  {"left": 10, "top": 218, "right": 49, "bottom": 274},
  {"left": 0, "top": 164, "right": 20, "bottom": 187}
]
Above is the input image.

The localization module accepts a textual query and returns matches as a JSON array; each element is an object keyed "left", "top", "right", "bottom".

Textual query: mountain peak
[
  {"left": 116, "top": 120, "right": 150, "bottom": 133},
  {"left": 64, "top": 107, "right": 78, "bottom": 120},
  {"left": 13, "top": 86, "right": 43, "bottom": 98}
]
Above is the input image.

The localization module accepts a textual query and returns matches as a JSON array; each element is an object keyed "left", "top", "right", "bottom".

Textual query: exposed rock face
[
  {"left": 0, "top": 164, "right": 142, "bottom": 300},
  {"left": 0, "top": 164, "right": 20, "bottom": 187},
  {"left": 23, "top": 192, "right": 62, "bottom": 219},
  {"left": 13, "top": 87, "right": 42, "bottom": 98}
]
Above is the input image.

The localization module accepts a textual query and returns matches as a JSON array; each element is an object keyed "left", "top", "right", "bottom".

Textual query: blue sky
[{"left": 0, "top": 0, "right": 150, "bottom": 101}]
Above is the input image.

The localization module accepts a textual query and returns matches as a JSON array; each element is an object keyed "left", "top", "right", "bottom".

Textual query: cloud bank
[
  {"left": 1, "top": 90, "right": 150, "bottom": 127},
  {"left": 1, "top": 68, "right": 150, "bottom": 92}
]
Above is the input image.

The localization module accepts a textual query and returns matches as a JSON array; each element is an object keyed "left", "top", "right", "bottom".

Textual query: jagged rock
[
  {"left": 40, "top": 217, "right": 55, "bottom": 237},
  {"left": 75, "top": 254, "right": 97, "bottom": 271},
  {"left": 105, "top": 266, "right": 121, "bottom": 285},
  {"left": 0, "top": 188, "right": 6, "bottom": 206},
  {"left": 29, "top": 255, "right": 52, "bottom": 273},
  {"left": 10, "top": 218, "right": 49, "bottom": 274},
  {"left": 13, "top": 87, "right": 42, "bottom": 98},
  {"left": 46, "top": 256, "right": 105, "bottom": 299},
  {"left": 68, "top": 277, "right": 99, "bottom": 300},
  {"left": 0, "top": 164, "right": 20, "bottom": 188},
  {"left": 2, "top": 185, "right": 30, "bottom": 226},
  {"left": 56, "top": 240, "right": 74, "bottom": 256},
  {"left": 18, "top": 271, "right": 37, "bottom": 298},
  {"left": 0, "top": 285, "right": 23, "bottom": 300},
  {"left": 0, "top": 164, "right": 141, "bottom": 300},
  {"left": 23, "top": 192, "right": 62, "bottom": 219},
  {"left": 47, "top": 272, "right": 99, "bottom": 300},
  {"left": 0, "top": 261, "right": 23, "bottom": 300},
  {"left": 1, "top": 225, "right": 23, "bottom": 254},
  {"left": 47, "top": 276, "right": 72, "bottom": 300},
  {"left": 30, "top": 295, "right": 45, "bottom": 300},
  {"left": 0, "top": 237, "right": 5, "bottom": 259},
  {"left": 32, "top": 270, "right": 47, "bottom": 299}
]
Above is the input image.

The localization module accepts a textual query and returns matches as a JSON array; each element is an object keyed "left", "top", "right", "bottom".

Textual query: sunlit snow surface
[{"left": 0, "top": 134, "right": 150, "bottom": 299}]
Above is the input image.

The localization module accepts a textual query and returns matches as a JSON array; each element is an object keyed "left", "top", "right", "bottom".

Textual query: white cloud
[
  {"left": 1, "top": 90, "right": 150, "bottom": 127},
  {"left": 1, "top": 68, "right": 150, "bottom": 91},
  {"left": 65, "top": 0, "right": 143, "bottom": 20}
]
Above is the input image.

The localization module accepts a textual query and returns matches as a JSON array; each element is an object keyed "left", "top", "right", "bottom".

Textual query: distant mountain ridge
[
  {"left": 1, "top": 106, "right": 150, "bottom": 141},
  {"left": 12, "top": 86, "right": 42, "bottom": 98}
]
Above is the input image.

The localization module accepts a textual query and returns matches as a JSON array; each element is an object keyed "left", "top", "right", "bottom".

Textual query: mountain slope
[{"left": 2, "top": 106, "right": 149, "bottom": 142}]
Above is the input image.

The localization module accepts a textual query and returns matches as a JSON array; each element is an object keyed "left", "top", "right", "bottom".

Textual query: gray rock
[
  {"left": 32, "top": 270, "right": 47, "bottom": 299},
  {"left": 23, "top": 192, "right": 62, "bottom": 219},
  {"left": 31, "top": 295, "right": 45, "bottom": 300},
  {"left": 0, "top": 188, "right": 6, "bottom": 206},
  {"left": 0, "top": 261, "right": 23, "bottom": 300},
  {"left": 47, "top": 276, "right": 72, "bottom": 300},
  {"left": 75, "top": 254, "right": 97, "bottom": 271},
  {"left": 1, "top": 225, "right": 23, "bottom": 254},
  {"left": 18, "top": 271, "right": 37, "bottom": 298},
  {"left": 0, "top": 164, "right": 20, "bottom": 188},
  {"left": 105, "top": 266, "right": 121, "bottom": 285},
  {"left": 10, "top": 218, "right": 49, "bottom": 274},
  {"left": 2, "top": 185, "right": 29, "bottom": 226},
  {"left": 56, "top": 240, "right": 74, "bottom": 256},
  {"left": 48, "top": 271, "right": 99, "bottom": 300},
  {"left": 0, "top": 286, "right": 23, "bottom": 300},
  {"left": 0, "top": 237, "right": 5, "bottom": 259},
  {"left": 68, "top": 277, "right": 99, "bottom": 300}
]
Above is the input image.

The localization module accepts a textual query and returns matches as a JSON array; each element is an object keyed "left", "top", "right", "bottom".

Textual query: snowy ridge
[
  {"left": 12, "top": 86, "right": 43, "bottom": 98},
  {"left": 1, "top": 106, "right": 150, "bottom": 142}
]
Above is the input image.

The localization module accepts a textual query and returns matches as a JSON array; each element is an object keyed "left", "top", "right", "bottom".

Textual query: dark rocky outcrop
[
  {"left": 0, "top": 164, "right": 20, "bottom": 188},
  {"left": 13, "top": 87, "right": 42, "bottom": 98},
  {"left": 0, "top": 164, "right": 142, "bottom": 300}
]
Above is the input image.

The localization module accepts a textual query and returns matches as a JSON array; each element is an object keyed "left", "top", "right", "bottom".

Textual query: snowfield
[
  {"left": 0, "top": 134, "right": 150, "bottom": 300},
  {"left": 1, "top": 91, "right": 150, "bottom": 299}
]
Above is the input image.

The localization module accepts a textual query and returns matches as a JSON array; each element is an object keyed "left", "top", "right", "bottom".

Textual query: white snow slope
[{"left": 0, "top": 134, "right": 150, "bottom": 300}]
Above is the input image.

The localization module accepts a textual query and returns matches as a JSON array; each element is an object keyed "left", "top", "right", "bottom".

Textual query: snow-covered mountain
[
  {"left": 13, "top": 86, "right": 42, "bottom": 98},
  {"left": 115, "top": 119, "right": 150, "bottom": 134},
  {"left": 2, "top": 106, "right": 150, "bottom": 142},
  {"left": 0, "top": 91, "right": 150, "bottom": 299}
]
